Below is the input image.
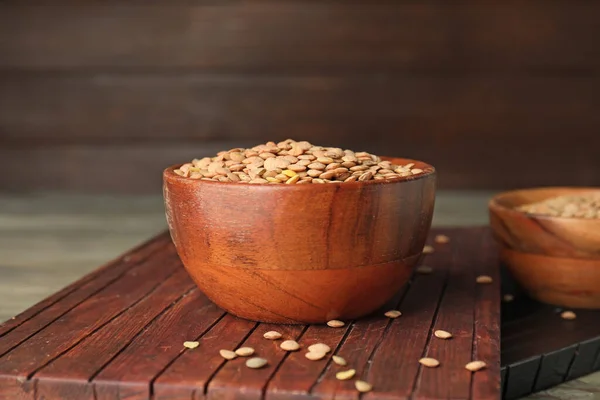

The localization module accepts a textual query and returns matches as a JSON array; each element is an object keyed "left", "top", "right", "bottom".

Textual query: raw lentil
[
  {"left": 308, "top": 343, "right": 331, "bottom": 353},
  {"left": 305, "top": 351, "right": 327, "bottom": 361},
  {"left": 280, "top": 340, "right": 301, "bottom": 351},
  {"left": 246, "top": 357, "right": 268, "bottom": 369},
  {"left": 561, "top": 311, "right": 577, "bottom": 320},
  {"left": 384, "top": 310, "right": 402, "bottom": 319},
  {"left": 476, "top": 275, "right": 493, "bottom": 284},
  {"left": 355, "top": 380, "right": 373, "bottom": 393},
  {"left": 219, "top": 349, "right": 237, "bottom": 360},
  {"left": 516, "top": 193, "right": 600, "bottom": 219},
  {"left": 235, "top": 347, "right": 255, "bottom": 357},
  {"left": 419, "top": 357, "right": 440, "bottom": 368},
  {"left": 263, "top": 331, "right": 282, "bottom": 340},
  {"left": 434, "top": 330, "right": 452, "bottom": 339},
  {"left": 327, "top": 320, "right": 345, "bottom": 328},
  {"left": 332, "top": 355, "right": 347, "bottom": 366},
  {"left": 174, "top": 140, "right": 426, "bottom": 184},
  {"left": 335, "top": 369, "right": 356, "bottom": 380},
  {"left": 465, "top": 361, "right": 486, "bottom": 372}
]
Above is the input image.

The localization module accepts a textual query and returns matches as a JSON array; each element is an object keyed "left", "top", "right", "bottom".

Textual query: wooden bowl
[
  {"left": 163, "top": 157, "right": 436, "bottom": 324},
  {"left": 489, "top": 187, "right": 600, "bottom": 309}
]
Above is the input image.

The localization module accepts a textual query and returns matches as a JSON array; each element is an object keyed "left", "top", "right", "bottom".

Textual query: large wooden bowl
[
  {"left": 163, "top": 157, "right": 436, "bottom": 324},
  {"left": 489, "top": 187, "right": 600, "bottom": 309}
]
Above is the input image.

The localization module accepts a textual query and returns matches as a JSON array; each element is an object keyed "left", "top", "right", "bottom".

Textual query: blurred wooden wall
[{"left": 1, "top": 1, "right": 599, "bottom": 193}]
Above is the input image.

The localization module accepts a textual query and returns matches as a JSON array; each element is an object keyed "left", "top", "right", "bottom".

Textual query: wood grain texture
[
  {"left": 2, "top": 3, "right": 599, "bottom": 70},
  {"left": 489, "top": 187, "right": 600, "bottom": 309},
  {"left": 3, "top": 74, "right": 600, "bottom": 144},
  {"left": 93, "top": 289, "right": 224, "bottom": 400},
  {"left": 0, "top": 248, "right": 181, "bottom": 398},
  {"left": 0, "top": 227, "right": 501, "bottom": 400},
  {"left": 2, "top": 2, "right": 600, "bottom": 193},
  {"left": 164, "top": 158, "right": 436, "bottom": 323},
  {"left": 0, "top": 232, "right": 169, "bottom": 338},
  {"left": 34, "top": 268, "right": 196, "bottom": 399}
]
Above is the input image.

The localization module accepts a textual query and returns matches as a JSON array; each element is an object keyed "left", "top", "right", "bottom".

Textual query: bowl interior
[{"left": 490, "top": 186, "right": 600, "bottom": 213}]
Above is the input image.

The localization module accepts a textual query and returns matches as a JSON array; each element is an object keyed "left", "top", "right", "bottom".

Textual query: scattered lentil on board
[
  {"left": 465, "top": 361, "right": 487, "bottom": 372},
  {"left": 355, "top": 380, "right": 373, "bottom": 393},
  {"left": 246, "top": 357, "right": 268, "bottom": 369},
  {"left": 434, "top": 330, "right": 453, "bottom": 339},
  {"left": 561, "top": 311, "right": 577, "bottom": 320},
  {"left": 173, "top": 139, "right": 427, "bottom": 184},
  {"left": 219, "top": 349, "right": 237, "bottom": 360},
  {"left": 516, "top": 193, "right": 600, "bottom": 219},
  {"left": 308, "top": 343, "right": 331, "bottom": 353},
  {"left": 384, "top": 310, "right": 402, "bottom": 318},
  {"left": 327, "top": 319, "right": 345, "bottom": 328},
  {"left": 305, "top": 351, "right": 327, "bottom": 361},
  {"left": 263, "top": 331, "right": 282, "bottom": 340},
  {"left": 332, "top": 355, "right": 347, "bottom": 366},
  {"left": 280, "top": 340, "right": 301, "bottom": 351},
  {"left": 234, "top": 347, "right": 255, "bottom": 357},
  {"left": 419, "top": 357, "right": 440, "bottom": 367},
  {"left": 335, "top": 369, "right": 356, "bottom": 380}
]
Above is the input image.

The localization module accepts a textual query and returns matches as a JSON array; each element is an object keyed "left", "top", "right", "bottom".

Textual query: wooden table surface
[
  {"left": 0, "top": 227, "right": 501, "bottom": 400},
  {"left": 0, "top": 192, "right": 598, "bottom": 399}
]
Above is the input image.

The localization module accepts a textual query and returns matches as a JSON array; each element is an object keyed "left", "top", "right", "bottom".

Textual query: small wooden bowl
[
  {"left": 489, "top": 187, "right": 600, "bottom": 309},
  {"left": 163, "top": 157, "right": 436, "bottom": 324}
]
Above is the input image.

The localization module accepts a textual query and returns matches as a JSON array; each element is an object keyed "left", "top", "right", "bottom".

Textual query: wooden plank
[
  {"left": 412, "top": 233, "right": 476, "bottom": 399},
  {"left": 34, "top": 268, "right": 196, "bottom": 400},
  {"left": 2, "top": 74, "right": 600, "bottom": 192},
  {"left": 2, "top": 74, "right": 600, "bottom": 144},
  {"left": 0, "top": 234, "right": 170, "bottom": 354},
  {"left": 0, "top": 233, "right": 168, "bottom": 337},
  {"left": 153, "top": 314, "right": 256, "bottom": 400},
  {"left": 0, "top": 248, "right": 180, "bottom": 399},
  {"left": 0, "top": 228, "right": 503, "bottom": 399},
  {"left": 1, "top": 3, "right": 599, "bottom": 70},
  {"left": 206, "top": 324, "right": 306, "bottom": 400},
  {"left": 265, "top": 290, "right": 405, "bottom": 400},
  {"left": 314, "top": 243, "right": 448, "bottom": 399},
  {"left": 471, "top": 231, "right": 502, "bottom": 399},
  {"left": 91, "top": 289, "right": 225, "bottom": 400}
]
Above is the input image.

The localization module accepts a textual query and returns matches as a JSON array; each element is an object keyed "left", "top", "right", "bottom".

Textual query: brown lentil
[
  {"left": 516, "top": 193, "right": 600, "bottom": 219},
  {"left": 335, "top": 369, "right": 356, "bottom": 380},
  {"left": 355, "top": 380, "right": 373, "bottom": 393},
  {"left": 561, "top": 311, "right": 577, "bottom": 320},
  {"left": 419, "top": 357, "right": 440, "bottom": 368},
  {"left": 384, "top": 310, "right": 402, "bottom": 318},
  {"left": 327, "top": 319, "right": 345, "bottom": 328},
  {"left": 465, "top": 361, "right": 486, "bottom": 372},
  {"left": 332, "top": 355, "right": 347, "bottom": 366},
  {"left": 174, "top": 140, "right": 427, "bottom": 184}
]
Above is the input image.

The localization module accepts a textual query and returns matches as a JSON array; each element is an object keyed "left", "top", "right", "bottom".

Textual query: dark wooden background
[{"left": 1, "top": 1, "right": 599, "bottom": 193}]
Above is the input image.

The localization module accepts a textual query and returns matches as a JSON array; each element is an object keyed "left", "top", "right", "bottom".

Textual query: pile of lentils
[
  {"left": 174, "top": 139, "right": 425, "bottom": 184},
  {"left": 516, "top": 193, "right": 600, "bottom": 219}
]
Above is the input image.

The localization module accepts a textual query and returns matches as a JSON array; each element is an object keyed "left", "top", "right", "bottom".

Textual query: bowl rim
[
  {"left": 488, "top": 186, "right": 600, "bottom": 222},
  {"left": 163, "top": 156, "right": 436, "bottom": 189}
]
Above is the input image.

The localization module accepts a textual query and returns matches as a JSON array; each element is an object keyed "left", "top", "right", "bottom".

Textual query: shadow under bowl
[
  {"left": 163, "top": 156, "right": 436, "bottom": 324},
  {"left": 489, "top": 187, "right": 600, "bottom": 309}
]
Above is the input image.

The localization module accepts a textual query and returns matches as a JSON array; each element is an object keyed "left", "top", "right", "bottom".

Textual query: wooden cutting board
[{"left": 0, "top": 227, "right": 501, "bottom": 400}]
